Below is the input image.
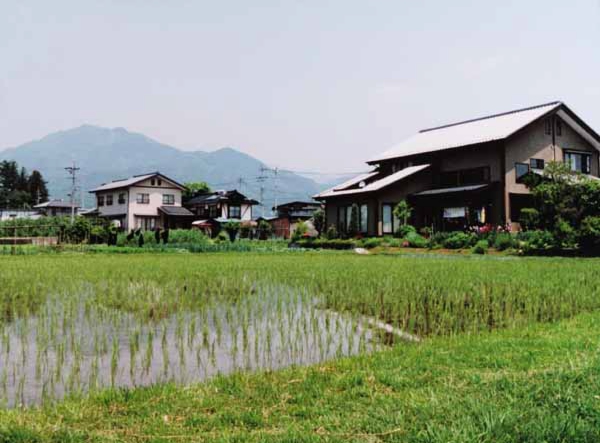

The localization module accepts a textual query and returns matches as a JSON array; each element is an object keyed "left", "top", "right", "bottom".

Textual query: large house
[
  {"left": 315, "top": 102, "right": 600, "bottom": 235},
  {"left": 89, "top": 172, "right": 195, "bottom": 230}
]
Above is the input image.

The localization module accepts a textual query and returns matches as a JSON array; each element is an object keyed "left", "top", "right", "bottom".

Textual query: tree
[
  {"left": 312, "top": 208, "right": 325, "bottom": 237},
  {"left": 223, "top": 221, "right": 240, "bottom": 242},
  {"left": 28, "top": 170, "right": 49, "bottom": 204},
  {"left": 394, "top": 200, "right": 412, "bottom": 226},
  {"left": 347, "top": 204, "right": 360, "bottom": 237},
  {"left": 183, "top": 182, "right": 211, "bottom": 202}
]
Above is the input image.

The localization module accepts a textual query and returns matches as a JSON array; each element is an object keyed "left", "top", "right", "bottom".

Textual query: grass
[
  {"left": 1, "top": 252, "right": 600, "bottom": 440},
  {"left": 1, "top": 311, "right": 599, "bottom": 442}
]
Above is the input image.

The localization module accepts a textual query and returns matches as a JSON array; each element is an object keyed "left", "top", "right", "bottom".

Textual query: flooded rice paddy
[{"left": 0, "top": 286, "right": 376, "bottom": 407}]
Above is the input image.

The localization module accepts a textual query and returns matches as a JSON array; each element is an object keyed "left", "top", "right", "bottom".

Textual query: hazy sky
[{"left": 2, "top": 1, "right": 600, "bottom": 174}]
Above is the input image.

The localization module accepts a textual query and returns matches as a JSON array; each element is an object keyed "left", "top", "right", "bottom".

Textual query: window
[
  {"left": 136, "top": 193, "right": 150, "bottom": 204},
  {"left": 97, "top": 195, "right": 105, "bottom": 206},
  {"left": 209, "top": 205, "right": 218, "bottom": 218},
  {"left": 106, "top": 194, "right": 113, "bottom": 206},
  {"left": 515, "top": 163, "right": 530, "bottom": 183},
  {"left": 338, "top": 206, "right": 346, "bottom": 232},
  {"left": 556, "top": 119, "right": 562, "bottom": 136},
  {"left": 530, "top": 158, "right": 545, "bottom": 170},
  {"left": 564, "top": 151, "right": 591, "bottom": 174},
  {"left": 382, "top": 204, "right": 393, "bottom": 234},
  {"left": 545, "top": 118, "right": 552, "bottom": 135},
  {"left": 439, "top": 167, "right": 490, "bottom": 187},
  {"left": 118, "top": 193, "right": 126, "bottom": 204},
  {"left": 228, "top": 205, "right": 241, "bottom": 219},
  {"left": 162, "top": 194, "right": 175, "bottom": 205},
  {"left": 151, "top": 179, "right": 155, "bottom": 186},
  {"left": 136, "top": 216, "right": 157, "bottom": 230},
  {"left": 157, "top": 179, "right": 162, "bottom": 186},
  {"left": 360, "top": 204, "right": 368, "bottom": 233}
]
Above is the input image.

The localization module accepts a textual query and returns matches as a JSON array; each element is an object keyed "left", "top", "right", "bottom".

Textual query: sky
[{"left": 2, "top": 0, "right": 600, "bottom": 175}]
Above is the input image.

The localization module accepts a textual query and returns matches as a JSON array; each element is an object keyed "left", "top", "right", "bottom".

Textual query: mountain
[{"left": 0, "top": 125, "right": 328, "bottom": 212}]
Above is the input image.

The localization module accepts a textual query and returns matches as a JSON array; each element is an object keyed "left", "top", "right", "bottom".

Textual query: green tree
[
  {"left": 394, "top": 200, "right": 412, "bottom": 226},
  {"left": 28, "top": 170, "right": 49, "bottom": 204},
  {"left": 183, "top": 182, "right": 211, "bottom": 202},
  {"left": 347, "top": 204, "right": 360, "bottom": 237},
  {"left": 312, "top": 208, "right": 325, "bottom": 237}
]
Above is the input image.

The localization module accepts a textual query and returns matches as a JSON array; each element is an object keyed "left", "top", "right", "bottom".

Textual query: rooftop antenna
[{"left": 65, "top": 161, "right": 80, "bottom": 224}]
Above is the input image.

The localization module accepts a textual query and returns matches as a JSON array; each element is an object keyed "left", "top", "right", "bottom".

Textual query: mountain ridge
[{"left": 0, "top": 125, "right": 334, "bottom": 211}]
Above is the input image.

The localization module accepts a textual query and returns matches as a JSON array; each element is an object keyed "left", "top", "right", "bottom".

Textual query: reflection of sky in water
[{"left": 0, "top": 287, "right": 376, "bottom": 408}]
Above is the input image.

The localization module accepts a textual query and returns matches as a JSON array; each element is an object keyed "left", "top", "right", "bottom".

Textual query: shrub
[
  {"left": 360, "top": 237, "right": 383, "bottom": 249},
  {"left": 223, "top": 221, "right": 240, "bottom": 242},
  {"left": 405, "top": 231, "right": 428, "bottom": 248},
  {"left": 493, "top": 232, "right": 515, "bottom": 251},
  {"left": 396, "top": 224, "right": 416, "bottom": 238},
  {"left": 429, "top": 232, "right": 451, "bottom": 248},
  {"left": 554, "top": 219, "right": 577, "bottom": 248},
  {"left": 472, "top": 240, "right": 489, "bottom": 254},
  {"left": 443, "top": 232, "right": 475, "bottom": 249},
  {"left": 312, "top": 209, "right": 325, "bottom": 237},
  {"left": 325, "top": 224, "right": 339, "bottom": 240},
  {"left": 294, "top": 239, "right": 356, "bottom": 250},
  {"left": 579, "top": 216, "right": 600, "bottom": 254},
  {"left": 519, "top": 208, "right": 540, "bottom": 231},
  {"left": 517, "top": 230, "right": 555, "bottom": 252},
  {"left": 257, "top": 220, "right": 272, "bottom": 240},
  {"left": 291, "top": 221, "right": 309, "bottom": 242}
]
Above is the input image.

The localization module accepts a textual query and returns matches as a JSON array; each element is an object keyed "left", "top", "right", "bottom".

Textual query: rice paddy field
[{"left": 1, "top": 251, "right": 600, "bottom": 442}]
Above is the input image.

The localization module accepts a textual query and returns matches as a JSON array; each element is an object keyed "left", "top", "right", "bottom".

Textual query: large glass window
[
  {"left": 162, "top": 194, "right": 175, "bottom": 205},
  {"left": 338, "top": 206, "right": 346, "bottom": 232},
  {"left": 515, "top": 162, "right": 530, "bottom": 183},
  {"left": 382, "top": 204, "right": 393, "bottom": 234},
  {"left": 345, "top": 206, "right": 352, "bottom": 230},
  {"left": 564, "top": 151, "right": 591, "bottom": 174},
  {"left": 360, "top": 204, "right": 368, "bottom": 233},
  {"left": 440, "top": 166, "right": 490, "bottom": 187}
]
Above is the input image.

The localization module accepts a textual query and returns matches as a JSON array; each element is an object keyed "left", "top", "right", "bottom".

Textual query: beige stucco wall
[
  {"left": 220, "top": 203, "right": 253, "bottom": 221},
  {"left": 504, "top": 115, "right": 599, "bottom": 224},
  {"left": 97, "top": 176, "right": 183, "bottom": 230}
]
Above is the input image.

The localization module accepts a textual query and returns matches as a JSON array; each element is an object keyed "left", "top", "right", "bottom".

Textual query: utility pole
[
  {"left": 65, "top": 161, "right": 80, "bottom": 224},
  {"left": 237, "top": 177, "right": 244, "bottom": 193},
  {"left": 259, "top": 166, "right": 279, "bottom": 215},
  {"left": 257, "top": 169, "right": 267, "bottom": 217}
]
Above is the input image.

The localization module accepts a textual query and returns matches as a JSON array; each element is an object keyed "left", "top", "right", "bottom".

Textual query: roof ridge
[{"left": 419, "top": 101, "right": 562, "bottom": 133}]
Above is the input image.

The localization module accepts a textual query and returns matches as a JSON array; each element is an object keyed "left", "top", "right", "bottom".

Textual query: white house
[{"left": 89, "top": 172, "right": 194, "bottom": 231}]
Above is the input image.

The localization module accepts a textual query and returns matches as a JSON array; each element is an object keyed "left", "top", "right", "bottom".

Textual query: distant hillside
[{"left": 0, "top": 125, "right": 328, "bottom": 212}]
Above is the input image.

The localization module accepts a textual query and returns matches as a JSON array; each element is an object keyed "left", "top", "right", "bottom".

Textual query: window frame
[
  {"left": 136, "top": 193, "right": 150, "bottom": 204},
  {"left": 564, "top": 150, "right": 592, "bottom": 174},
  {"left": 530, "top": 158, "right": 545, "bottom": 170},
  {"left": 515, "top": 162, "right": 530, "bottom": 184},
  {"left": 228, "top": 204, "right": 241, "bottom": 219},
  {"left": 360, "top": 203, "right": 368, "bottom": 233},
  {"left": 106, "top": 194, "right": 113, "bottom": 206},
  {"left": 97, "top": 195, "right": 105, "bottom": 207},
  {"left": 118, "top": 193, "right": 126, "bottom": 205},
  {"left": 382, "top": 204, "right": 394, "bottom": 234},
  {"left": 544, "top": 118, "right": 552, "bottom": 135},
  {"left": 162, "top": 194, "right": 175, "bottom": 205}
]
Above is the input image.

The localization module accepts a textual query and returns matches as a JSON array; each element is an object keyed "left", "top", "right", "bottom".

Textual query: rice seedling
[{"left": 0, "top": 252, "right": 599, "bottom": 407}]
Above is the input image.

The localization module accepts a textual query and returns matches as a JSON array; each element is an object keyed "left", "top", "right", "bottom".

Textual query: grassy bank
[{"left": 1, "top": 311, "right": 599, "bottom": 442}]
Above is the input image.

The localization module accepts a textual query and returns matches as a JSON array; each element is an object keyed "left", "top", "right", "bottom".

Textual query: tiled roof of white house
[
  {"left": 315, "top": 164, "right": 430, "bottom": 199},
  {"left": 90, "top": 172, "right": 185, "bottom": 192},
  {"left": 369, "top": 102, "right": 563, "bottom": 163}
]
